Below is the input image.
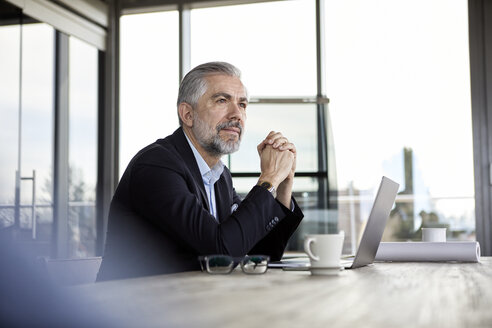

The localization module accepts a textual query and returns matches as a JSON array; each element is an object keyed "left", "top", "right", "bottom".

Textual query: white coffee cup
[
  {"left": 422, "top": 227, "right": 447, "bottom": 242},
  {"left": 304, "top": 233, "right": 345, "bottom": 268}
]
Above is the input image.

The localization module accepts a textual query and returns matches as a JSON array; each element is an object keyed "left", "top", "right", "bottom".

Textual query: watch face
[{"left": 260, "top": 181, "right": 273, "bottom": 189}]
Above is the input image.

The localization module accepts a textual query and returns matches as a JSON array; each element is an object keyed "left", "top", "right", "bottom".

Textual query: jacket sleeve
[
  {"left": 129, "top": 156, "right": 301, "bottom": 258},
  {"left": 248, "top": 197, "right": 304, "bottom": 261}
]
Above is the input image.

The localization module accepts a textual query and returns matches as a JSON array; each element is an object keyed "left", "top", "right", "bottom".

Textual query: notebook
[{"left": 269, "top": 176, "right": 399, "bottom": 270}]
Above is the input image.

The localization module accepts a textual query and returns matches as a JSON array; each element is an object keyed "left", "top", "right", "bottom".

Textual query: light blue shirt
[{"left": 184, "top": 133, "right": 224, "bottom": 222}]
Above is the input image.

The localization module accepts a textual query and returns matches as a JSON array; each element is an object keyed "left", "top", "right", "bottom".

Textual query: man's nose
[{"left": 228, "top": 102, "right": 244, "bottom": 121}]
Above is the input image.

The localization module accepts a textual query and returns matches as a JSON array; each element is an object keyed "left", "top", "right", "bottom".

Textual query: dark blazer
[{"left": 97, "top": 128, "right": 303, "bottom": 281}]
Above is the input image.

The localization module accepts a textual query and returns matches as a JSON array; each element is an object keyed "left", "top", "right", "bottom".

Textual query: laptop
[{"left": 269, "top": 176, "right": 399, "bottom": 270}]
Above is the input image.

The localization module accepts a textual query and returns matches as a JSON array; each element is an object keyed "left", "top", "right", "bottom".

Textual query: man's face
[{"left": 191, "top": 74, "right": 248, "bottom": 157}]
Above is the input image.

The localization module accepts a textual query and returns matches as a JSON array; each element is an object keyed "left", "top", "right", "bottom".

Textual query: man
[{"left": 97, "top": 62, "right": 304, "bottom": 281}]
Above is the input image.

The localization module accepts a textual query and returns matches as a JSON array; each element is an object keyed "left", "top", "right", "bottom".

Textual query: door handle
[{"left": 17, "top": 170, "right": 37, "bottom": 239}]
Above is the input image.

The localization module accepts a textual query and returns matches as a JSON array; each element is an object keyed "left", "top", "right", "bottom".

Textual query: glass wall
[
  {"left": 68, "top": 36, "right": 99, "bottom": 258},
  {"left": 229, "top": 104, "right": 318, "bottom": 175},
  {"left": 119, "top": 11, "right": 180, "bottom": 175},
  {"left": 190, "top": 0, "right": 316, "bottom": 97},
  {"left": 0, "top": 22, "right": 20, "bottom": 231},
  {"left": 0, "top": 11, "right": 55, "bottom": 258},
  {"left": 0, "top": 1, "right": 101, "bottom": 259},
  {"left": 191, "top": 0, "right": 333, "bottom": 251},
  {"left": 19, "top": 22, "right": 55, "bottom": 244},
  {"left": 324, "top": 0, "right": 474, "bottom": 248},
  {"left": 119, "top": 0, "right": 475, "bottom": 252}
]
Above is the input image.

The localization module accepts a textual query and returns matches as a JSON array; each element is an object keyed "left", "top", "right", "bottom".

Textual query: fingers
[
  {"left": 259, "top": 144, "right": 295, "bottom": 187},
  {"left": 279, "top": 141, "right": 296, "bottom": 154},
  {"left": 256, "top": 141, "right": 265, "bottom": 156},
  {"left": 258, "top": 131, "right": 294, "bottom": 152},
  {"left": 265, "top": 131, "right": 285, "bottom": 148},
  {"left": 257, "top": 131, "right": 278, "bottom": 153}
]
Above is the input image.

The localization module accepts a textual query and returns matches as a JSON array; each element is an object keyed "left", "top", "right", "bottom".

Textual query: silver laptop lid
[{"left": 350, "top": 176, "right": 399, "bottom": 268}]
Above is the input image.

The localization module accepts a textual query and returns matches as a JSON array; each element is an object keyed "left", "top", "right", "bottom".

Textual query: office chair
[{"left": 38, "top": 256, "right": 102, "bottom": 286}]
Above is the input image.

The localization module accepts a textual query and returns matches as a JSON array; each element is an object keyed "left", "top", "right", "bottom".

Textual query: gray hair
[{"left": 176, "top": 62, "right": 246, "bottom": 126}]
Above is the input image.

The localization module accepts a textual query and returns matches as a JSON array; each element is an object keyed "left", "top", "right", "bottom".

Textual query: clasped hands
[{"left": 257, "top": 131, "right": 296, "bottom": 208}]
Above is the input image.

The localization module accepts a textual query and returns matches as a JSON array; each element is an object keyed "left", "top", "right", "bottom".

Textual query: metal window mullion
[
  {"left": 249, "top": 97, "right": 330, "bottom": 104},
  {"left": 96, "top": 0, "right": 120, "bottom": 256},
  {"left": 316, "top": 0, "right": 326, "bottom": 97},
  {"left": 179, "top": 4, "right": 191, "bottom": 82},
  {"left": 484, "top": 0, "right": 492, "bottom": 256},
  {"left": 96, "top": 48, "right": 108, "bottom": 257},
  {"left": 53, "top": 31, "right": 70, "bottom": 259},
  {"left": 14, "top": 13, "right": 23, "bottom": 231},
  {"left": 231, "top": 172, "right": 327, "bottom": 177},
  {"left": 469, "top": 0, "right": 492, "bottom": 255},
  {"left": 316, "top": 0, "right": 329, "bottom": 210}
]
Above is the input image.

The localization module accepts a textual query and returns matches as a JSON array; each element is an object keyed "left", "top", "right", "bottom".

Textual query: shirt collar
[{"left": 184, "top": 131, "right": 224, "bottom": 185}]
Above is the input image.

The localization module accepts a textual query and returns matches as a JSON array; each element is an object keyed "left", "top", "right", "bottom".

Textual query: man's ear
[{"left": 178, "top": 102, "right": 194, "bottom": 127}]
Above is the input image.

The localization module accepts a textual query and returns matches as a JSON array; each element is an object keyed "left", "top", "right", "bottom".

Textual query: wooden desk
[{"left": 73, "top": 258, "right": 492, "bottom": 327}]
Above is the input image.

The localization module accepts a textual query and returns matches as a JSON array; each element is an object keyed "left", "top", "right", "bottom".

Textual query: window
[
  {"left": 19, "top": 23, "right": 55, "bottom": 242},
  {"left": 228, "top": 104, "right": 318, "bottom": 175},
  {"left": 190, "top": 0, "right": 316, "bottom": 97},
  {"left": 324, "top": 0, "right": 474, "bottom": 245},
  {"left": 0, "top": 18, "right": 55, "bottom": 251},
  {"left": 0, "top": 22, "right": 21, "bottom": 230},
  {"left": 190, "top": 0, "right": 329, "bottom": 251},
  {"left": 1, "top": 1, "right": 104, "bottom": 260},
  {"left": 119, "top": 11, "right": 180, "bottom": 175},
  {"left": 68, "top": 36, "right": 99, "bottom": 258},
  {"left": 117, "top": 0, "right": 475, "bottom": 253}
]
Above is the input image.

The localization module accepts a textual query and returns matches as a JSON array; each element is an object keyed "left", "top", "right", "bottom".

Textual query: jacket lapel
[
  {"left": 214, "top": 169, "right": 235, "bottom": 223},
  {"left": 167, "top": 128, "right": 210, "bottom": 212}
]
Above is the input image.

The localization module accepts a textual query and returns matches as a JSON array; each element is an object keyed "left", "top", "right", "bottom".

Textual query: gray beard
[{"left": 192, "top": 115, "right": 243, "bottom": 157}]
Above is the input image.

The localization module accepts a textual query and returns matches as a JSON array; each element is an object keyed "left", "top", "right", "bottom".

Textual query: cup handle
[{"left": 304, "top": 237, "right": 320, "bottom": 261}]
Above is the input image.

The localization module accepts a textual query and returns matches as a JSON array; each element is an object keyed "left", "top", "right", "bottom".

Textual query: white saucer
[{"left": 310, "top": 266, "right": 344, "bottom": 276}]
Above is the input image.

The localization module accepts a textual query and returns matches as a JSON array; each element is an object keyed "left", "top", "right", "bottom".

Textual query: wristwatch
[{"left": 258, "top": 181, "right": 277, "bottom": 198}]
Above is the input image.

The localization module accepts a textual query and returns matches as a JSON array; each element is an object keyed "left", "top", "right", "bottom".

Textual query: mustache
[{"left": 216, "top": 121, "right": 243, "bottom": 136}]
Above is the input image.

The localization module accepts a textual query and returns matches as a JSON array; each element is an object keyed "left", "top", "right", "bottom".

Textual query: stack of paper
[{"left": 375, "top": 241, "right": 480, "bottom": 262}]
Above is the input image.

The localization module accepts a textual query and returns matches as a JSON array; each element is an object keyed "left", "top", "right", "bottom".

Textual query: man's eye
[
  {"left": 217, "top": 98, "right": 227, "bottom": 103},
  {"left": 239, "top": 103, "right": 247, "bottom": 109}
]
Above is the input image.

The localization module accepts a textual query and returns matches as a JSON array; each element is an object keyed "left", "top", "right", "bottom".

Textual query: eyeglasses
[{"left": 198, "top": 254, "right": 270, "bottom": 274}]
